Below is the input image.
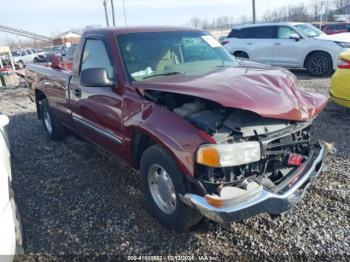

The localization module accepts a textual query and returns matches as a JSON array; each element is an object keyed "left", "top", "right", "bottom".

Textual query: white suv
[
  {"left": 11, "top": 48, "right": 37, "bottom": 68},
  {"left": 223, "top": 22, "right": 350, "bottom": 76}
]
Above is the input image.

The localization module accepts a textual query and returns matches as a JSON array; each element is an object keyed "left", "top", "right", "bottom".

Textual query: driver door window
[
  {"left": 81, "top": 39, "right": 114, "bottom": 79},
  {"left": 278, "top": 27, "right": 299, "bottom": 39}
]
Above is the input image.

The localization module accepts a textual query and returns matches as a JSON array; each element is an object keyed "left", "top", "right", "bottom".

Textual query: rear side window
[
  {"left": 231, "top": 26, "right": 275, "bottom": 39},
  {"left": 80, "top": 39, "right": 114, "bottom": 79}
]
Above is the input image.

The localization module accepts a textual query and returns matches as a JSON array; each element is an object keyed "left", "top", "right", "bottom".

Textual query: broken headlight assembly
[{"left": 195, "top": 141, "right": 261, "bottom": 167}]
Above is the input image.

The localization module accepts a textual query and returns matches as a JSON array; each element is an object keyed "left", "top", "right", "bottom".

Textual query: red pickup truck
[{"left": 26, "top": 27, "right": 328, "bottom": 231}]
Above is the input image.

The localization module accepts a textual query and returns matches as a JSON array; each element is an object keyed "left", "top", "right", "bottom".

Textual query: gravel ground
[{"left": 1, "top": 73, "right": 349, "bottom": 260}]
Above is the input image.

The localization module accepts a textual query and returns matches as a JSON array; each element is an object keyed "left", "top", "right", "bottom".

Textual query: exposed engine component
[
  {"left": 144, "top": 90, "right": 313, "bottom": 194},
  {"left": 223, "top": 110, "right": 291, "bottom": 137},
  {"left": 173, "top": 100, "right": 205, "bottom": 117},
  {"left": 186, "top": 111, "right": 225, "bottom": 133}
]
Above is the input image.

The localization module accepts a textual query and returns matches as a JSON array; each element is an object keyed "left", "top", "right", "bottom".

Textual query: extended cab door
[
  {"left": 272, "top": 26, "right": 304, "bottom": 67},
  {"left": 69, "top": 36, "right": 124, "bottom": 155}
]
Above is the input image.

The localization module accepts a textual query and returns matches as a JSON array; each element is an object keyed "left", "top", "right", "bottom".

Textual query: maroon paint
[{"left": 27, "top": 27, "right": 328, "bottom": 178}]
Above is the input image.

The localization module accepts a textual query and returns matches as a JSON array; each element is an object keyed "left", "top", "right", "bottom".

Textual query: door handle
[
  {"left": 74, "top": 88, "right": 81, "bottom": 98},
  {"left": 275, "top": 43, "right": 281, "bottom": 46},
  {"left": 246, "top": 42, "right": 253, "bottom": 45}
]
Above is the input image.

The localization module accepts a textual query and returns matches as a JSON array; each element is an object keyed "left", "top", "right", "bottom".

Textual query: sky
[{"left": 0, "top": 0, "right": 307, "bottom": 45}]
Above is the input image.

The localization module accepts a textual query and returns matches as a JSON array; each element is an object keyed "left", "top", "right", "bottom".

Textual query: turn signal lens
[
  {"left": 196, "top": 147, "right": 220, "bottom": 167},
  {"left": 205, "top": 195, "right": 224, "bottom": 208}
]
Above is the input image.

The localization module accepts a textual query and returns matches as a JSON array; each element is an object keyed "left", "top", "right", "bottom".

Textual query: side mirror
[
  {"left": 289, "top": 34, "right": 301, "bottom": 41},
  {"left": 80, "top": 68, "right": 114, "bottom": 87}
]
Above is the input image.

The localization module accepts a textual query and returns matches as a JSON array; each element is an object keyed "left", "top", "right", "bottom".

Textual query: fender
[{"left": 123, "top": 103, "right": 214, "bottom": 176}]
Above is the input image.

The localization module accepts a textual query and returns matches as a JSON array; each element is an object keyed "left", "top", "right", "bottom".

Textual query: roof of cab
[{"left": 84, "top": 26, "right": 201, "bottom": 36}]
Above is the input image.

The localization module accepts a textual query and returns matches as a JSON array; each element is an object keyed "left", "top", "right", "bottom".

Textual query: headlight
[
  {"left": 196, "top": 142, "right": 261, "bottom": 167},
  {"left": 336, "top": 42, "right": 350, "bottom": 48}
]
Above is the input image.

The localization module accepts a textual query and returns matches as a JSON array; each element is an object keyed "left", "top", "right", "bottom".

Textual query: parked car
[
  {"left": 223, "top": 22, "right": 350, "bottom": 76},
  {"left": 26, "top": 27, "right": 327, "bottom": 231},
  {"left": 330, "top": 51, "right": 350, "bottom": 107},
  {"left": 0, "top": 114, "right": 23, "bottom": 259},
  {"left": 11, "top": 48, "right": 37, "bottom": 68},
  {"left": 323, "top": 23, "right": 350, "bottom": 35}
]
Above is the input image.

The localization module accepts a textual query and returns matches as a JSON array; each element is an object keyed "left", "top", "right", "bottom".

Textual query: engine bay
[{"left": 143, "top": 90, "right": 313, "bottom": 194}]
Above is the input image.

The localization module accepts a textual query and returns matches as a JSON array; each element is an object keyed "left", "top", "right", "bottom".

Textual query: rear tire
[
  {"left": 305, "top": 51, "right": 333, "bottom": 77},
  {"left": 140, "top": 145, "right": 202, "bottom": 231},
  {"left": 40, "top": 99, "right": 67, "bottom": 140}
]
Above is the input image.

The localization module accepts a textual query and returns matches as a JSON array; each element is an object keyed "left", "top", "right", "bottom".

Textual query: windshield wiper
[{"left": 142, "top": 72, "right": 182, "bottom": 79}]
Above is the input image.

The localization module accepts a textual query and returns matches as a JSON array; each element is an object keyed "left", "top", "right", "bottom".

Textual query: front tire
[
  {"left": 140, "top": 145, "right": 202, "bottom": 231},
  {"left": 305, "top": 51, "right": 333, "bottom": 77},
  {"left": 40, "top": 99, "right": 67, "bottom": 140}
]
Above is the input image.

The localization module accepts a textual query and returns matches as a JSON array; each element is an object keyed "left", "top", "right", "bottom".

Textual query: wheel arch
[{"left": 303, "top": 50, "right": 333, "bottom": 68}]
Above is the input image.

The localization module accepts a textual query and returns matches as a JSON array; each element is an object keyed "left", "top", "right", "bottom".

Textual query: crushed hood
[{"left": 133, "top": 67, "right": 327, "bottom": 121}]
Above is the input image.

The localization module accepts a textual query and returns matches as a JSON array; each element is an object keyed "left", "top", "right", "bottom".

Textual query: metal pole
[
  {"left": 252, "top": 0, "right": 256, "bottom": 24},
  {"left": 103, "top": 0, "right": 110, "bottom": 27},
  {"left": 325, "top": 0, "right": 329, "bottom": 23},
  {"left": 110, "top": 0, "right": 116, "bottom": 26}
]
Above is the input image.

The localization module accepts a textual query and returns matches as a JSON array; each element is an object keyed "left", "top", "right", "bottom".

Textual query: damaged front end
[{"left": 143, "top": 90, "right": 327, "bottom": 223}]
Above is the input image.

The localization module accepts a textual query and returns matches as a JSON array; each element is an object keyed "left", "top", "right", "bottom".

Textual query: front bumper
[{"left": 183, "top": 142, "right": 326, "bottom": 223}]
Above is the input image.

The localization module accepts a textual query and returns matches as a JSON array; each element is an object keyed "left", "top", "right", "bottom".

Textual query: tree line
[{"left": 189, "top": 0, "right": 350, "bottom": 29}]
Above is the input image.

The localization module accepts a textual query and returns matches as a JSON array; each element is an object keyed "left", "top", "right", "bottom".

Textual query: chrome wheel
[
  {"left": 309, "top": 55, "right": 329, "bottom": 76},
  {"left": 148, "top": 164, "right": 176, "bottom": 214},
  {"left": 43, "top": 108, "right": 53, "bottom": 134}
]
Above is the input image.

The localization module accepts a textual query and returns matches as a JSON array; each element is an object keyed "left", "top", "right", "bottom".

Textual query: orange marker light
[
  {"left": 196, "top": 147, "right": 220, "bottom": 167},
  {"left": 205, "top": 195, "right": 224, "bottom": 208}
]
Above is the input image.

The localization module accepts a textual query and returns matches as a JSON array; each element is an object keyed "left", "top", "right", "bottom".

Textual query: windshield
[
  {"left": 117, "top": 31, "right": 238, "bottom": 81},
  {"left": 295, "top": 24, "right": 324, "bottom": 38}
]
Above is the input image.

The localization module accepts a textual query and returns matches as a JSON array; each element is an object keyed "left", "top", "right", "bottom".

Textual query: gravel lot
[{"left": 1, "top": 72, "right": 349, "bottom": 260}]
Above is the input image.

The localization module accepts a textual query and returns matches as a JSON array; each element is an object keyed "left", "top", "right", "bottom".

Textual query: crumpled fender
[{"left": 123, "top": 102, "right": 213, "bottom": 176}]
